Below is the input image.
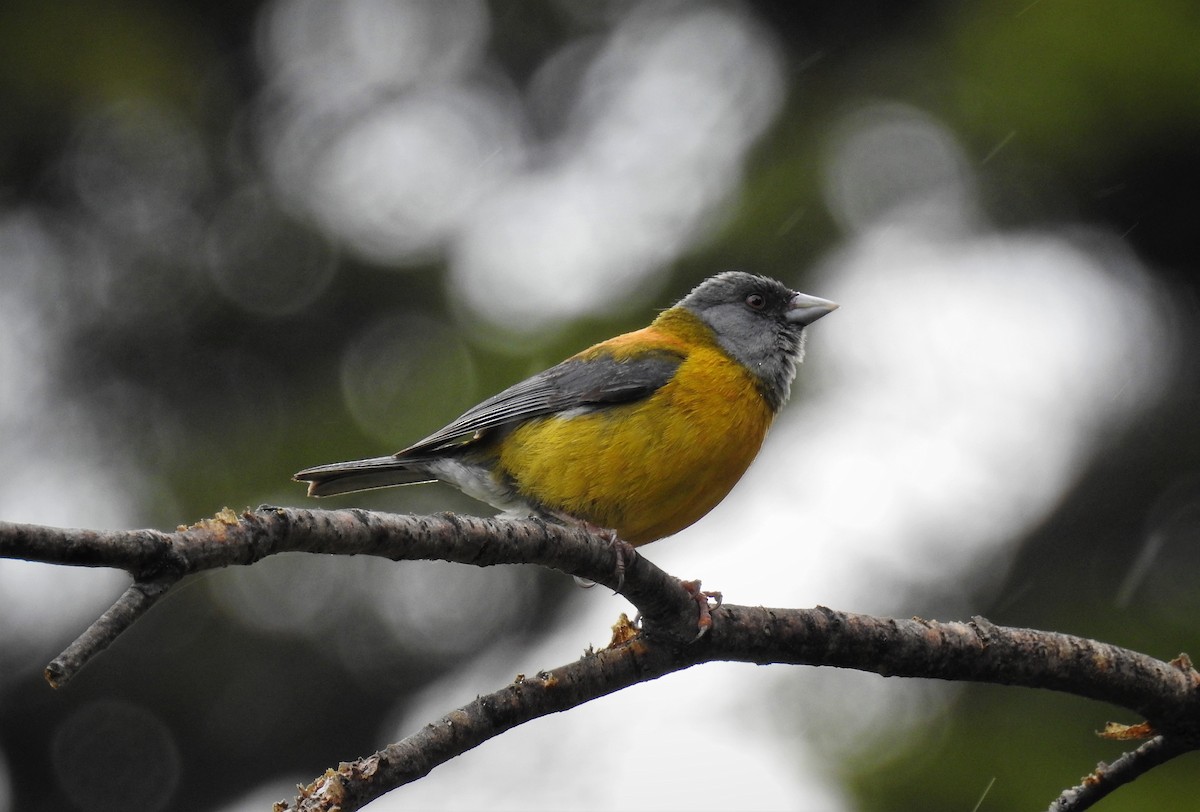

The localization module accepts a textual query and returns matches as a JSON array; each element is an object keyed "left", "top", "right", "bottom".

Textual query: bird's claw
[
  {"left": 568, "top": 524, "right": 636, "bottom": 593},
  {"left": 606, "top": 533, "right": 637, "bottom": 593},
  {"left": 679, "top": 579, "right": 722, "bottom": 640}
]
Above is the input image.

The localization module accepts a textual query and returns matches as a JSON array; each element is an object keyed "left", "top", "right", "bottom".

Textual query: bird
[{"left": 295, "top": 271, "right": 836, "bottom": 551}]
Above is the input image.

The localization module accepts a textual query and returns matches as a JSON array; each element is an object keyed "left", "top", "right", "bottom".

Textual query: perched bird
[{"left": 295, "top": 271, "right": 836, "bottom": 548}]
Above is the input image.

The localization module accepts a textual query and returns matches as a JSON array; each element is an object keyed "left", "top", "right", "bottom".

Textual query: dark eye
[{"left": 745, "top": 292, "right": 766, "bottom": 310}]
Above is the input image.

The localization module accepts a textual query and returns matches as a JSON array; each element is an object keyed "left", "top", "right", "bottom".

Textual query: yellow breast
[{"left": 494, "top": 310, "right": 776, "bottom": 545}]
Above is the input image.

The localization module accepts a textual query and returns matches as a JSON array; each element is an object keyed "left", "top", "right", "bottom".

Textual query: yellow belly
[{"left": 495, "top": 343, "right": 775, "bottom": 545}]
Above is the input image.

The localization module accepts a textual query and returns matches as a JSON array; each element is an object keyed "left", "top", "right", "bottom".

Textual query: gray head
[{"left": 676, "top": 271, "right": 837, "bottom": 411}]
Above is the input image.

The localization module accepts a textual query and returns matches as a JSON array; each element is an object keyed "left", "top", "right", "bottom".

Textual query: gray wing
[{"left": 398, "top": 349, "right": 683, "bottom": 457}]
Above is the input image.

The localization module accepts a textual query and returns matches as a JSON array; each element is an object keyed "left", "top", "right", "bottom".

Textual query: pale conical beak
[{"left": 786, "top": 292, "right": 839, "bottom": 326}]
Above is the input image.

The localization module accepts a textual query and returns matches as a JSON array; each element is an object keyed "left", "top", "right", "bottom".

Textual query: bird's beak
[{"left": 786, "top": 292, "right": 839, "bottom": 326}]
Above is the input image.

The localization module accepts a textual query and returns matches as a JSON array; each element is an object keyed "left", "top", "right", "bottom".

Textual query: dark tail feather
[{"left": 293, "top": 456, "right": 434, "bottom": 497}]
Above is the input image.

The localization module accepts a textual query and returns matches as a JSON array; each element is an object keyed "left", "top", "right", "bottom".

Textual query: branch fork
[{"left": 2, "top": 506, "right": 1198, "bottom": 811}]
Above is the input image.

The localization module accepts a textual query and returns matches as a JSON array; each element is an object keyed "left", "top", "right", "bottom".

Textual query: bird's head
[{"left": 677, "top": 271, "right": 838, "bottom": 410}]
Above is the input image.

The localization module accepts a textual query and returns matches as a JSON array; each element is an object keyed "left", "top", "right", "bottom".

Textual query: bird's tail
[{"left": 293, "top": 456, "right": 434, "bottom": 497}]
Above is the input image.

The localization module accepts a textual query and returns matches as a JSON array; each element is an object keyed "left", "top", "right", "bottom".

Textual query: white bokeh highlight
[
  {"left": 308, "top": 85, "right": 527, "bottom": 264},
  {"left": 451, "top": 4, "right": 785, "bottom": 332},
  {"left": 0, "top": 214, "right": 138, "bottom": 678},
  {"left": 257, "top": 0, "right": 785, "bottom": 332},
  {"left": 257, "top": 0, "right": 516, "bottom": 266},
  {"left": 258, "top": 0, "right": 489, "bottom": 103}
]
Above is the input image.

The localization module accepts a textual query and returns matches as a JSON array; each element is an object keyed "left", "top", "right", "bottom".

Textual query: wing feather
[{"left": 398, "top": 349, "right": 682, "bottom": 457}]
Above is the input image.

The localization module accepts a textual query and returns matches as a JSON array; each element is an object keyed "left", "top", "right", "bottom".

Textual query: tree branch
[
  {"left": 1, "top": 507, "right": 699, "bottom": 686},
  {"left": 1047, "top": 734, "right": 1191, "bottom": 812},
  {"left": 274, "top": 605, "right": 1200, "bottom": 812},
  {"left": 45, "top": 577, "right": 177, "bottom": 688},
  {"left": 4, "top": 506, "right": 1199, "bottom": 810}
]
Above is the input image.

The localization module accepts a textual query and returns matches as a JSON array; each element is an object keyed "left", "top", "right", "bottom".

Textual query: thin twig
[
  {"left": 279, "top": 622, "right": 691, "bottom": 812},
  {"left": 45, "top": 577, "right": 177, "bottom": 688},
  {"left": 1048, "top": 735, "right": 1191, "bottom": 811}
]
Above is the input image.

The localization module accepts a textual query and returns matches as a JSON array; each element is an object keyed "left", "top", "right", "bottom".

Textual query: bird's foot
[
  {"left": 562, "top": 520, "right": 636, "bottom": 592},
  {"left": 603, "top": 530, "right": 637, "bottom": 593},
  {"left": 679, "top": 579, "right": 723, "bottom": 640}
]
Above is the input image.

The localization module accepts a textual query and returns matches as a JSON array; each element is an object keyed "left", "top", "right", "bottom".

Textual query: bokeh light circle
[
  {"left": 205, "top": 185, "right": 337, "bottom": 316},
  {"left": 51, "top": 700, "right": 180, "bottom": 812},
  {"left": 340, "top": 312, "right": 477, "bottom": 446}
]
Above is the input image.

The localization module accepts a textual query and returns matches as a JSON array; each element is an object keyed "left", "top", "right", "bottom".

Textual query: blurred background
[{"left": 1, "top": 1, "right": 1198, "bottom": 810}]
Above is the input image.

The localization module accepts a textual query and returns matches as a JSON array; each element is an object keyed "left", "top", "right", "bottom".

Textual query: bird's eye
[{"left": 745, "top": 292, "right": 766, "bottom": 310}]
